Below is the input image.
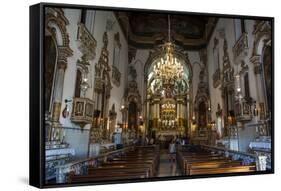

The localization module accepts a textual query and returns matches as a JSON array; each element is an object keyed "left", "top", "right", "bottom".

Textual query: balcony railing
[{"left": 77, "top": 23, "right": 97, "bottom": 60}]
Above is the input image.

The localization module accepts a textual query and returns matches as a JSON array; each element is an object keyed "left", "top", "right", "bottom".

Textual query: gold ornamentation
[
  {"left": 45, "top": 8, "right": 73, "bottom": 58},
  {"left": 153, "top": 15, "right": 184, "bottom": 89},
  {"left": 52, "top": 102, "right": 62, "bottom": 121},
  {"left": 153, "top": 42, "right": 184, "bottom": 89},
  {"left": 77, "top": 23, "right": 97, "bottom": 60}
]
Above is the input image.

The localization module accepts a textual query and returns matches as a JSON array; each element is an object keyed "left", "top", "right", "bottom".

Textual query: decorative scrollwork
[
  {"left": 77, "top": 23, "right": 97, "bottom": 60},
  {"left": 233, "top": 32, "right": 249, "bottom": 62}
]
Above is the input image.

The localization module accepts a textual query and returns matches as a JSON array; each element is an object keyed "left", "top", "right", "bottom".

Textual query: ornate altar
[{"left": 160, "top": 98, "right": 176, "bottom": 129}]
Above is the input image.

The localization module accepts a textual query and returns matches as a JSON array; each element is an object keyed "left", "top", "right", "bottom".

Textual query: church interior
[{"left": 44, "top": 7, "right": 272, "bottom": 183}]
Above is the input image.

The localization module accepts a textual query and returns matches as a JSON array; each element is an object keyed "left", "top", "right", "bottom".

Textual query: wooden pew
[
  {"left": 190, "top": 165, "right": 256, "bottom": 175},
  {"left": 186, "top": 160, "right": 242, "bottom": 175},
  {"left": 68, "top": 171, "right": 148, "bottom": 183},
  {"left": 177, "top": 147, "right": 255, "bottom": 176},
  {"left": 68, "top": 145, "right": 160, "bottom": 183}
]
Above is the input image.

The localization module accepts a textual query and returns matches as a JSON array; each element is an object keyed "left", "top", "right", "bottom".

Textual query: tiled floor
[{"left": 157, "top": 149, "right": 182, "bottom": 177}]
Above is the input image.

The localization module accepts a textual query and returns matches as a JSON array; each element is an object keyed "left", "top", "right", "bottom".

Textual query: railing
[{"left": 55, "top": 145, "right": 135, "bottom": 183}]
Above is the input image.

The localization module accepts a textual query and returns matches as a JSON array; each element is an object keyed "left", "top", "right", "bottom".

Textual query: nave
[
  {"left": 44, "top": 7, "right": 272, "bottom": 184},
  {"left": 65, "top": 144, "right": 256, "bottom": 183}
]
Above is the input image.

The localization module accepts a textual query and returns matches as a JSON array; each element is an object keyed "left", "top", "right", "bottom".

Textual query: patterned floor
[{"left": 157, "top": 149, "right": 181, "bottom": 177}]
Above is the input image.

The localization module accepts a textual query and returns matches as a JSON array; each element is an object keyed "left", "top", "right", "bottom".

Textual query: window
[
  {"left": 80, "top": 9, "right": 86, "bottom": 24},
  {"left": 113, "top": 32, "right": 121, "bottom": 67},
  {"left": 74, "top": 70, "right": 82, "bottom": 97},
  {"left": 244, "top": 72, "right": 250, "bottom": 99},
  {"left": 234, "top": 19, "right": 246, "bottom": 41}
]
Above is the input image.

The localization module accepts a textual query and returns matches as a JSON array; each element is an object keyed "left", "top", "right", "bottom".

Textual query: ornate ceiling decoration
[{"left": 115, "top": 12, "right": 217, "bottom": 49}]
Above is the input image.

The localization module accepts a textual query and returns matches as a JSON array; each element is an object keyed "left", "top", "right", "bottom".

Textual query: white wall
[
  {"left": 207, "top": 18, "right": 262, "bottom": 151},
  {"left": 57, "top": 9, "right": 129, "bottom": 159},
  {"left": 189, "top": 51, "right": 201, "bottom": 101},
  {"left": 132, "top": 49, "right": 150, "bottom": 103}
]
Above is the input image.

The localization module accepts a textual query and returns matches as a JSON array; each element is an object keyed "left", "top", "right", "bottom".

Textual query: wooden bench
[
  {"left": 186, "top": 160, "right": 242, "bottom": 175},
  {"left": 68, "top": 145, "right": 160, "bottom": 183},
  {"left": 68, "top": 171, "right": 148, "bottom": 183},
  {"left": 177, "top": 147, "right": 255, "bottom": 176},
  {"left": 190, "top": 165, "right": 256, "bottom": 175}
]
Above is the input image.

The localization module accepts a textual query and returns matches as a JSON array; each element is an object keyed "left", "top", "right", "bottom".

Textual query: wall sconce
[
  {"left": 192, "top": 115, "right": 196, "bottom": 124},
  {"left": 62, "top": 99, "right": 72, "bottom": 118}
]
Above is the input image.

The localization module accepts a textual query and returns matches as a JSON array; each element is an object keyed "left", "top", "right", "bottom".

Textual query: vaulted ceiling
[{"left": 115, "top": 11, "right": 217, "bottom": 49}]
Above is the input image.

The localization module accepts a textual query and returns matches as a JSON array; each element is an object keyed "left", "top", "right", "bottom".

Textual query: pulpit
[{"left": 70, "top": 97, "right": 94, "bottom": 128}]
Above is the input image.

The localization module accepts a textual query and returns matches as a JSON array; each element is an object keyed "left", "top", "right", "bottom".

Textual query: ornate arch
[
  {"left": 252, "top": 21, "right": 271, "bottom": 57},
  {"left": 44, "top": 8, "right": 73, "bottom": 143},
  {"left": 45, "top": 8, "right": 73, "bottom": 67},
  {"left": 250, "top": 21, "right": 272, "bottom": 120}
]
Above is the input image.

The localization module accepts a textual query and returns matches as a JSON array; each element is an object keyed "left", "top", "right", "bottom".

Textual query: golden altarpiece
[{"left": 144, "top": 45, "right": 192, "bottom": 143}]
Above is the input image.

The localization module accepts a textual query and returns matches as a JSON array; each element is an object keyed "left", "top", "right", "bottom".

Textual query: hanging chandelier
[{"left": 153, "top": 15, "right": 184, "bottom": 89}]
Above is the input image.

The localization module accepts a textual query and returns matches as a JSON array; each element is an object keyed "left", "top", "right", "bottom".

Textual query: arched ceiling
[{"left": 115, "top": 11, "right": 217, "bottom": 50}]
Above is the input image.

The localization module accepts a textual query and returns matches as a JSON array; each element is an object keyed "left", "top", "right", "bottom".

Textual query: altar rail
[{"left": 56, "top": 145, "right": 135, "bottom": 183}]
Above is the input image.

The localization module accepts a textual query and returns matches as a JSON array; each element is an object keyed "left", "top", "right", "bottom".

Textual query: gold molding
[{"left": 52, "top": 102, "right": 62, "bottom": 122}]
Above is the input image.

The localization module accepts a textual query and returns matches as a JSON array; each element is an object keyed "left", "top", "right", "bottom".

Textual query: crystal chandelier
[{"left": 153, "top": 15, "right": 184, "bottom": 89}]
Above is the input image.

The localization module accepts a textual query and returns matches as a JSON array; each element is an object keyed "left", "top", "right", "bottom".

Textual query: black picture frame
[{"left": 30, "top": 2, "right": 274, "bottom": 189}]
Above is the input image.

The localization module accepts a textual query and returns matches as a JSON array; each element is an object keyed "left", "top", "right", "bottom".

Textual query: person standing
[{"left": 169, "top": 139, "right": 176, "bottom": 164}]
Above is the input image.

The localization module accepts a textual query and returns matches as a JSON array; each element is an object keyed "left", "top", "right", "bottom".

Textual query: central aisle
[{"left": 157, "top": 149, "right": 182, "bottom": 177}]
